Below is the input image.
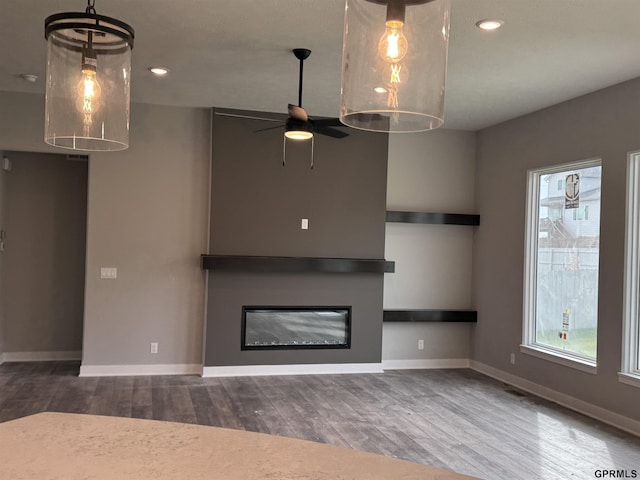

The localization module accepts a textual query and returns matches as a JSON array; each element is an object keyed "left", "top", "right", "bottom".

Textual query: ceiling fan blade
[
  {"left": 214, "top": 112, "right": 282, "bottom": 123},
  {"left": 288, "top": 104, "right": 308, "bottom": 122},
  {"left": 315, "top": 126, "right": 349, "bottom": 139},
  {"left": 312, "top": 117, "right": 343, "bottom": 127},
  {"left": 254, "top": 124, "right": 285, "bottom": 133}
]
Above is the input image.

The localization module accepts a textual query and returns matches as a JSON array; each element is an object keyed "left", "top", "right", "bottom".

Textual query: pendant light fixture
[
  {"left": 340, "top": 0, "right": 450, "bottom": 133},
  {"left": 44, "top": 0, "right": 134, "bottom": 151}
]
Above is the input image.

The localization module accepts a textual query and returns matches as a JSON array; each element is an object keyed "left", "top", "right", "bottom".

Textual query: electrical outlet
[
  {"left": 150, "top": 342, "right": 158, "bottom": 354},
  {"left": 418, "top": 339, "right": 424, "bottom": 350},
  {"left": 510, "top": 353, "right": 515, "bottom": 365},
  {"left": 301, "top": 218, "right": 309, "bottom": 230}
]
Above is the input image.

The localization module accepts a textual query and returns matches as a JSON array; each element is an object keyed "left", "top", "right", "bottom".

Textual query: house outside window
[{"left": 522, "top": 159, "right": 602, "bottom": 372}]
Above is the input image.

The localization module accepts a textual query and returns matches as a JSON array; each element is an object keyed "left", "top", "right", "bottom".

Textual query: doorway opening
[{"left": 0, "top": 150, "right": 88, "bottom": 362}]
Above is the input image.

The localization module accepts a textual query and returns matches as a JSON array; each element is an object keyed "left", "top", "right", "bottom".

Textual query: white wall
[
  {"left": 0, "top": 92, "right": 211, "bottom": 371},
  {"left": 383, "top": 129, "right": 477, "bottom": 364}
]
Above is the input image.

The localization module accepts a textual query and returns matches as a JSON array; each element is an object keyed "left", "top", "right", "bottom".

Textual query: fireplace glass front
[{"left": 242, "top": 306, "right": 351, "bottom": 350}]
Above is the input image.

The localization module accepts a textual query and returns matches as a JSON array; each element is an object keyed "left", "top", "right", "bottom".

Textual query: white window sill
[
  {"left": 618, "top": 372, "right": 640, "bottom": 388},
  {"left": 520, "top": 344, "right": 597, "bottom": 374}
]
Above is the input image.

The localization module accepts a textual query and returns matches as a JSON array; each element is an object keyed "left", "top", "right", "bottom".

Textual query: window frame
[
  {"left": 621, "top": 152, "right": 640, "bottom": 388},
  {"left": 521, "top": 158, "right": 602, "bottom": 374}
]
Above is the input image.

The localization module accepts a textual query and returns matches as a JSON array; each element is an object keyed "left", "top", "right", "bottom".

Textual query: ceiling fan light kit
[
  {"left": 44, "top": 0, "right": 134, "bottom": 151},
  {"left": 284, "top": 119, "right": 313, "bottom": 140},
  {"left": 340, "top": 0, "right": 451, "bottom": 133}
]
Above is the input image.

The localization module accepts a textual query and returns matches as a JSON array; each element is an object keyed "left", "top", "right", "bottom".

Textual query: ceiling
[{"left": 2, "top": 0, "right": 640, "bottom": 131}]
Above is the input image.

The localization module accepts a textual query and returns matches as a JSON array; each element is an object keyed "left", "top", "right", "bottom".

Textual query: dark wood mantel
[{"left": 201, "top": 255, "right": 395, "bottom": 274}]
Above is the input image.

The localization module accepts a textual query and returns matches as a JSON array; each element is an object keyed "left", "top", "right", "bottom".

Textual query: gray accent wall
[
  {"left": 2, "top": 151, "right": 86, "bottom": 354},
  {"left": 474, "top": 77, "right": 640, "bottom": 422},
  {"left": 383, "top": 130, "right": 477, "bottom": 361},
  {"left": 205, "top": 109, "right": 388, "bottom": 366}
]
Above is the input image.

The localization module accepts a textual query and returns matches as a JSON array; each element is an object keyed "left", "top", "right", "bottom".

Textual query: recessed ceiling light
[
  {"left": 149, "top": 67, "right": 169, "bottom": 76},
  {"left": 374, "top": 87, "right": 387, "bottom": 94},
  {"left": 20, "top": 73, "right": 38, "bottom": 83},
  {"left": 476, "top": 19, "right": 504, "bottom": 31}
]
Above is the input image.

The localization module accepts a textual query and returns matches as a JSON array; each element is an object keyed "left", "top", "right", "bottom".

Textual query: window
[
  {"left": 572, "top": 205, "right": 589, "bottom": 221},
  {"left": 621, "top": 153, "right": 640, "bottom": 387},
  {"left": 523, "top": 159, "right": 602, "bottom": 372}
]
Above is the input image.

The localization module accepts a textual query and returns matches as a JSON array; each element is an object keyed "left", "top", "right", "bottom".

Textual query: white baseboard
[
  {"left": 3, "top": 351, "right": 82, "bottom": 362},
  {"left": 80, "top": 364, "right": 202, "bottom": 377},
  {"left": 202, "top": 362, "right": 384, "bottom": 377},
  {"left": 382, "top": 358, "right": 470, "bottom": 370},
  {"left": 470, "top": 360, "right": 640, "bottom": 438}
]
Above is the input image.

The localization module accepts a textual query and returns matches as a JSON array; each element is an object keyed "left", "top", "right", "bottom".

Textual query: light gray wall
[
  {"left": 0, "top": 92, "right": 73, "bottom": 362},
  {"left": 83, "top": 103, "right": 210, "bottom": 366},
  {"left": 205, "top": 109, "right": 388, "bottom": 366},
  {"left": 3, "top": 151, "right": 86, "bottom": 354},
  {"left": 0, "top": 91, "right": 210, "bottom": 367},
  {"left": 474, "top": 76, "right": 640, "bottom": 422},
  {"left": 0, "top": 92, "right": 64, "bottom": 155},
  {"left": 383, "top": 129, "right": 476, "bottom": 361}
]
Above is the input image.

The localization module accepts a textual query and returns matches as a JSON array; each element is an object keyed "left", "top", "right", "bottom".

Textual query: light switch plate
[
  {"left": 100, "top": 267, "right": 117, "bottom": 279},
  {"left": 301, "top": 218, "right": 309, "bottom": 230}
]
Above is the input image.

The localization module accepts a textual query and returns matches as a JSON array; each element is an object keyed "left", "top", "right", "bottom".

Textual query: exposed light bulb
[
  {"left": 377, "top": 20, "right": 408, "bottom": 63},
  {"left": 377, "top": 1, "right": 409, "bottom": 110},
  {"left": 76, "top": 48, "right": 101, "bottom": 136},
  {"left": 77, "top": 70, "right": 100, "bottom": 112}
]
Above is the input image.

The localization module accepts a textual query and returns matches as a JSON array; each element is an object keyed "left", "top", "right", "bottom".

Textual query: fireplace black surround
[{"left": 242, "top": 306, "right": 351, "bottom": 350}]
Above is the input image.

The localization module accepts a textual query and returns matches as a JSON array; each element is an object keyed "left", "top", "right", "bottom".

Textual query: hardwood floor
[{"left": 1, "top": 361, "right": 639, "bottom": 479}]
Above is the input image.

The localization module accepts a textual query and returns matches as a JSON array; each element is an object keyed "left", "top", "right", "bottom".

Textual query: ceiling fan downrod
[{"left": 293, "top": 48, "right": 311, "bottom": 108}]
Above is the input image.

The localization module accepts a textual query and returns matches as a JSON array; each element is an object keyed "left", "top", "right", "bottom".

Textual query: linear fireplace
[{"left": 242, "top": 306, "right": 351, "bottom": 350}]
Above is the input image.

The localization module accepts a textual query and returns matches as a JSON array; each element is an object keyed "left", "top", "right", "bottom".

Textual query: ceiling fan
[
  {"left": 215, "top": 48, "right": 348, "bottom": 168},
  {"left": 278, "top": 48, "right": 349, "bottom": 141}
]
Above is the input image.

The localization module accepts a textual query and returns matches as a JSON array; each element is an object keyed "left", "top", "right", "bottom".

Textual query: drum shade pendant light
[
  {"left": 44, "top": 0, "right": 134, "bottom": 151},
  {"left": 340, "top": 0, "right": 450, "bottom": 133}
]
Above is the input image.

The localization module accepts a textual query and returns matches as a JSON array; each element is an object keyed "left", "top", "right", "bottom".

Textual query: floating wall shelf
[
  {"left": 384, "top": 212, "right": 479, "bottom": 323},
  {"left": 386, "top": 211, "right": 480, "bottom": 226},
  {"left": 201, "top": 255, "right": 395, "bottom": 274},
  {"left": 383, "top": 310, "right": 477, "bottom": 323}
]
